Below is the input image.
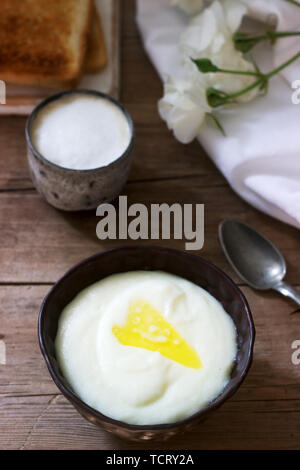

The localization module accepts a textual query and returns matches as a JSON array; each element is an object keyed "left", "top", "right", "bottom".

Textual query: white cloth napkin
[{"left": 136, "top": 0, "right": 300, "bottom": 229}]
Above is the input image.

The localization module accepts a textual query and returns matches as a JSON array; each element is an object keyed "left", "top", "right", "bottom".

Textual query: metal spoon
[{"left": 219, "top": 220, "right": 300, "bottom": 307}]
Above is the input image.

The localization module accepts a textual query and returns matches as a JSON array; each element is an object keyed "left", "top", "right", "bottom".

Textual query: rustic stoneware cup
[
  {"left": 39, "top": 246, "right": 255, "bottom": 442},
  {"left": 25, "top": 89, "right": 134, "bottom": 211}
]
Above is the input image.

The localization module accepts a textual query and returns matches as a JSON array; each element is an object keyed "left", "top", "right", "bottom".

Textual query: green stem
[
  {"left": 234, "top": 30, "right": 300, "bottom": 52},
  {"left": 213, "top": 50, "right": 300, "bottom": 105},
  {"left": 215, "top": 68, "right": 260, "bottom": 77},
  {"left": 265, "top": 51, "right": 300, "bottom": 80},
  {"left": 236, "top": 31, "right": 300, "bottom": 43},
  {"left": 285, "top": 0, "right": 300, "bottom": 7},
  {"left": 207, "top": 113, "right": 226, "bottom": 136}
]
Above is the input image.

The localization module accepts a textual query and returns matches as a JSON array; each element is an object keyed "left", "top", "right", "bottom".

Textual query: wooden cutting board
[{"left": 0, "top": 0, "right": 120, "bottom": 115}]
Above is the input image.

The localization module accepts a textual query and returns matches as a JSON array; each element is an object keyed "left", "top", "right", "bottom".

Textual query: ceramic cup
[{"left": 25, "top": 89, "right": 134, "bottom": 211}]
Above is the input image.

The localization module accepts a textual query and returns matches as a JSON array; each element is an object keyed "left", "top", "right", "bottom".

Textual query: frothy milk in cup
[{"left": 31, "top": 94, "right": 132, "bottom": 170}]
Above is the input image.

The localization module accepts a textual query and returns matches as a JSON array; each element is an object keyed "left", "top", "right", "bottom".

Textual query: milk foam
[{"left": 31, "top": 95, "right": 131, "bottom": 170}]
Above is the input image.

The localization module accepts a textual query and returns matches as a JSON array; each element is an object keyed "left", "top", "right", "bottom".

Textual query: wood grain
[
  {"left": 0, "top": 182, "right": 299, "bottom": 285},
  {"left": 1, "top": 286, "right": 299, "bottom": 450},
  {"left": 0, "top": 0, "right": 299, "bottom": 450}
]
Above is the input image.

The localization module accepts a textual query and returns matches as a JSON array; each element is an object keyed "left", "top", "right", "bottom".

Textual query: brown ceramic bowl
[{"left": 38, "top": 246, "right": 255, "bottom": 442}]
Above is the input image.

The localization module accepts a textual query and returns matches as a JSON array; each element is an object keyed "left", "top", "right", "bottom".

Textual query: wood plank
[
  {"left": 0, "top": 0, "right": 299, "bottom": 451},
  {"left": 0, "top": 110, "right": 217, "bottom": 192},
  {"left": 0, "top": 286, "right": 299, "bottom": 450},
  {"left": 0, "top": 180, "right": 299, "bottom": 286},
  {"left": 1, "top": 394, "right": 300, "bottom": 450}
]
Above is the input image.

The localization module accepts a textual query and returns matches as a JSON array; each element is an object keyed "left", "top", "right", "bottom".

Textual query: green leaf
[
  {"left": 206, "top": 88, "right": 232, "bottom": 107},
  {"left": 192, "top": 58, "right": 219, "bottom": 73},
  {"left": 259, "top": 79, "right": 269, "bottom": 95},
  {"left": 207, "top": 113, "right": 226, "bottom": 136},
  {"left": 233, "top": 33, "right": 262, "bottom": 53},
  {"left": 250, "top": 58, "right": 268, "bottom": 94}
]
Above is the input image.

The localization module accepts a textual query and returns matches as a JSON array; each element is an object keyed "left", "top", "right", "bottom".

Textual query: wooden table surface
[{"left": 1, "top": 0, "right": 300, "bottom": 450}]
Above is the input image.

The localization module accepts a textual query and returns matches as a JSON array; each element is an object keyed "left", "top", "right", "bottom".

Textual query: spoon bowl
[{"left": 219, "top": 220, "right": 300, "bottom": 307}]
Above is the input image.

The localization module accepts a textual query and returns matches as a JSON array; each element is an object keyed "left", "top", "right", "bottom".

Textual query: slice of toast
[
  {"left": 84, "top": 3, "right": 108, "bottom": 74},
  {"left": 0, "top": 0, "right": 93, "bottom": 89}
]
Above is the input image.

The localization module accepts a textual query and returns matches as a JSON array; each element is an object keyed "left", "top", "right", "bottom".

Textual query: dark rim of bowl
[
  {"left": 25, "top": 89, "right": 135, "bottom": 173},
  {"left": 38, "top": 246, "right": 255, "bottom": 432}
]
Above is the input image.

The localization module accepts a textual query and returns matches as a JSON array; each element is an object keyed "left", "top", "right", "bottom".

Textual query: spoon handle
[{"left": 273, "top": 281, "right": 300, "bottom": 308}]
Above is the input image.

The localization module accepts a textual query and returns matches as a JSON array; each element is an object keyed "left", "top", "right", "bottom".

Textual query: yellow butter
[{"left": 112, "top": 299, "right": 202, "bottom": 369}]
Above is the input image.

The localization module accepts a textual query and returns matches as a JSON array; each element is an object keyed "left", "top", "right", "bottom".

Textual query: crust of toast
[
  {"left": 84, "top": 2, "right": 108, "bottom": 74},
  {"left": 0, "top": 0, "right": 93, "bottom": 89}
]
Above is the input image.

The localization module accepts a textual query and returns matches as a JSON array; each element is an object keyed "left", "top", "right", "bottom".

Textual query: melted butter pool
[{"left": 112, "top": 299, "right": 202, "bottom": 369}]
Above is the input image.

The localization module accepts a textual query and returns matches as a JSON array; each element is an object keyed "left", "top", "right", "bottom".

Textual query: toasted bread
[
  {"left": 0, "top": 0, "right": 93, "bottom": 89},
  {"left": 84, "top": 2, "right": 108, "bottom": 74}
]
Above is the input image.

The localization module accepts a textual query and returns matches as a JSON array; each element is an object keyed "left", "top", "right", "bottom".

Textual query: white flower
[
  {"left": 171, "top": 0, "right": 204, "bottom": 15},
  {"left": 158, "top": 76, "right": 211, "bottom": 144},
  {"left": 180, "top": 0, "right": 259, "bottom": 102},
  {"left": 159, "top": 0, "right": 260, "bottom": 144}
]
